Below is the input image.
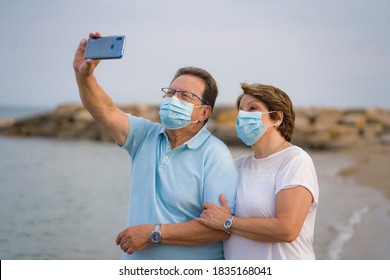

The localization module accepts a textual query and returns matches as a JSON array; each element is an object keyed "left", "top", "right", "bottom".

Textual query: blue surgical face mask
[
  {"left": 159, "top": 96, "right": 200, "bottom": 130},
  {"left": 236, "top": 110, "right": 277, "bottom": 146}
]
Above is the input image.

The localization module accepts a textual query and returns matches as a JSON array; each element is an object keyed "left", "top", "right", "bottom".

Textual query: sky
[{"left": 0, "top": 0, "right": 389, "bottom": 109}]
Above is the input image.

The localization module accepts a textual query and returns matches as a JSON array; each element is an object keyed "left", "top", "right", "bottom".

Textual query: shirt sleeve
[
  {"left": 275, "top": 152, "right": 319, "bottom": 209},
  {"left": 203, "top": 144, "right": 238, "bottom": 214},
  {"left": 122, "top": 114, "right": 163, "bottom": 158}
]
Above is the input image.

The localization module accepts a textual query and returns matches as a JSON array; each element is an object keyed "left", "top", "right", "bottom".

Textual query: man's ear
[{"left": 200, "top": 106, "right": 212, "bottom": 122}]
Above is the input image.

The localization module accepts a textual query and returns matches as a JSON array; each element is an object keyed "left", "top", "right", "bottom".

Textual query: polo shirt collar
[
  {"left": 159, "top": 124, "right": 211, "bottom": 150},
  {"left": 186, "top": 124, "right": 210, "bottom": 149}
]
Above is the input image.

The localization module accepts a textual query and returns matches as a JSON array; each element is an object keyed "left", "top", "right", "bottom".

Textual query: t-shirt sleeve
[{"left": 275, "top": 153, "right": 319, "bottom": 209}]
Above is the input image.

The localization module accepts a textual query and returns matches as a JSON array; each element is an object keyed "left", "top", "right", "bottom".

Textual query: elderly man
[{"left": 73, "top": 32, "right": 237, "bottom": 260}]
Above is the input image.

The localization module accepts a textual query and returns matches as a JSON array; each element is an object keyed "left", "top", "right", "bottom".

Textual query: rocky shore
[{"left": 1, "top": 103, "right": 389, "bottom": 150}]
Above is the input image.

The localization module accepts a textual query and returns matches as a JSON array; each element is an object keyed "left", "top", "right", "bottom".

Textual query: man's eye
[{"left": 182, "top": 92, "right": 193, "bottom": 99}]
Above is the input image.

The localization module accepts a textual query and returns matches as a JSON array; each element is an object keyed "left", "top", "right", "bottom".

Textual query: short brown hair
[
  {"left": 172, "top": 66, "right": 218, "bottom": 111},
  {"left": 236, "top": 83, "right": 295, "bottom": 142}
]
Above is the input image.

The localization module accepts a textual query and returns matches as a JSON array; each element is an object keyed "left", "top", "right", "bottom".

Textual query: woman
[{"left": 196, "top": 83, "right": 319, "bottom": 259}]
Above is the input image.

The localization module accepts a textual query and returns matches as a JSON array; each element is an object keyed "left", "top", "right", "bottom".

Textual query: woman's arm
[{"left": 196, "top": 186, "right": 313, "bottom": 243}]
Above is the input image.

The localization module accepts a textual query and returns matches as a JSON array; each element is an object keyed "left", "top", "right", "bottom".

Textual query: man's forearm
[
  {"left": 75, "top": 73, "right": 129, "bottom": 145},
  {"left": 161, "top": 220, "right": 229, "bottom": 246},
  {"left": 76, "top": 74, "right": 116, "bottom": 125}
]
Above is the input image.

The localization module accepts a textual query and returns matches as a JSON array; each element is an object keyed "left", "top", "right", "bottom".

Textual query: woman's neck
[{"left": 252, "top": 133, "right": 290, "bottom": 159}]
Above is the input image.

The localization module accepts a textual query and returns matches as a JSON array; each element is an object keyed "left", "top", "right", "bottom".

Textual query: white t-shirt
[{"left": 224, "top": 146, "right": 319, "bottom": 260}]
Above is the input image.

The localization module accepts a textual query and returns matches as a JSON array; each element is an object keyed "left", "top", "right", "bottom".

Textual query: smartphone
[{"left": 84, "top": 35, "right": 126, "bottom": 60}]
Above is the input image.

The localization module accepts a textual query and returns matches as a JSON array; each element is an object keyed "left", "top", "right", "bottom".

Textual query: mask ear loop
[{"left": 274, "top": 111, "right": 284, "bottom": 127}]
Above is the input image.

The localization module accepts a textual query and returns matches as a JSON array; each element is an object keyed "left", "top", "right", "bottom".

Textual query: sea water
[
  {"left": 1, "top": 107, "right": 389, "bottom": 259},
  {"left": 0, "top": 136, "right": 130, "bottom": 259}
]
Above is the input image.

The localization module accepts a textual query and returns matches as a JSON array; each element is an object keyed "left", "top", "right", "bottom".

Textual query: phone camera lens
[
  {"left": 110, "top": 44, "right": 114, "bottom": 49},
  {"left": 117, "top": 37, "right": 122, "bottom": 40}
]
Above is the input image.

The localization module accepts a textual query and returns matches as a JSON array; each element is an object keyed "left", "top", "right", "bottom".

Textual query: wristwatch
[
  {"left": 150, "top": 224, "right": 162, "bottom": 244},
  {"left": 224, "top": 216, "right": 234, "bottom": 233}
]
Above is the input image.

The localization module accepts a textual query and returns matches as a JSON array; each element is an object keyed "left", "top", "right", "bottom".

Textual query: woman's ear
[{"left": 276, "top": 111, "right": 284, "bottom": 126}]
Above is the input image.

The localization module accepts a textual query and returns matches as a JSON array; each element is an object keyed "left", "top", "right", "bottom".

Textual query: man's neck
[{"left": 165, "top": 123, "right": 204, "bottom": 149}]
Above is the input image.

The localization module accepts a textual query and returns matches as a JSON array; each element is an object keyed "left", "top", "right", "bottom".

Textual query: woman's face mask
[{"left": 235, "top": 110, "right": 278, "bottom": 146}]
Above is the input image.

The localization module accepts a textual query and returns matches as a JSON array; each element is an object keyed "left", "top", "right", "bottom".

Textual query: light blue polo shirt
[{"left": 121, "top": 114, "right": 238, "bottom": 260}]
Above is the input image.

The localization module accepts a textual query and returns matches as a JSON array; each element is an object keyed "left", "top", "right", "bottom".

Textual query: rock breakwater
[{"left": 1, "top": 103, "right": 389, "bottom": 150}]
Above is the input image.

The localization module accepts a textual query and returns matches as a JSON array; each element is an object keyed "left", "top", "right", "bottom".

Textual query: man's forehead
[{"left": 171, "top": 75, "right": 205, "bottom": 93}]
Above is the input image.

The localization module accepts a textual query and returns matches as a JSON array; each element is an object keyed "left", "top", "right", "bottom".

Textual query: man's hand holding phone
[
  {"left": 73, "top": 32, "right": 126, "bottom": 80},
  {"left": 73, "top": 32, "right": 103, "bottom": 78}
]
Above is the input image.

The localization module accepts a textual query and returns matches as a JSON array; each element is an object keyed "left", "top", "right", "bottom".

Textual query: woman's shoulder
[
  {"left": 279, "top": 146, "right": 316, "bottom": 173},
  {"left": 281, "top": 145, "right": 312, "bottom": 159}
]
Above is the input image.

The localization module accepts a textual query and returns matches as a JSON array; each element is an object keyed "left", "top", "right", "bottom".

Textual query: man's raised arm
[{"left": 73, "top": 32, "right": 129, "bottom": 145}]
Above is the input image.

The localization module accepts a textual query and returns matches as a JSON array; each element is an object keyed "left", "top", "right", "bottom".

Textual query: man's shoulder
[
  {"left": 122, "top": 114, "right": 163, "bottom": 150},
  {"left": 201, "top": 132, "right": 233, "bottom": 159},
  {"left": 207, "top": 132, "right": 229, "bottom": 147},
  {"left": 128, "top": 114, "right": 163, "bottom": 132}
]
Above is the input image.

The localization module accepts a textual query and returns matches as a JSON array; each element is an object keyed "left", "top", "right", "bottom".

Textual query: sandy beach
[{"left": 310, "top": 143, "right": 390, "bottom": 259}]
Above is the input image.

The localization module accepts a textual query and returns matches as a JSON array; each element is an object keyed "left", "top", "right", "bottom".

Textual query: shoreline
[
  {"left": 336, "top": 143, "right": 390, "bottom": 199},
  {"left": 309, "top": 145, "right": 390, "bottom": 259}
]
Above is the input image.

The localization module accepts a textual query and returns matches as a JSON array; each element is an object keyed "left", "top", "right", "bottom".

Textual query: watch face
[
  {"left": 151, "top": 231, "right": 162, "bottom": 244},
  {"left": 224, "top": 217, "right": 233, "bottom": 233}
]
